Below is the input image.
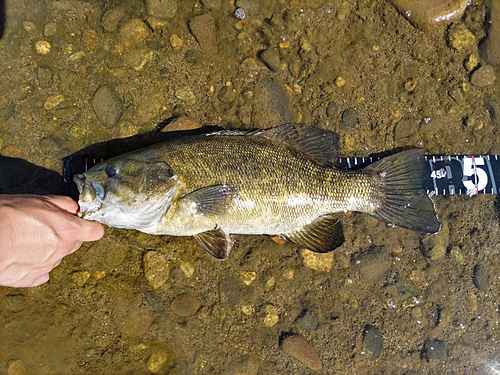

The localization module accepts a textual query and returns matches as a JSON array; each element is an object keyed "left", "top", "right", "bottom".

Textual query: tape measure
[{"left": 335, "top": 154, "right": 499, "bottom": 196}]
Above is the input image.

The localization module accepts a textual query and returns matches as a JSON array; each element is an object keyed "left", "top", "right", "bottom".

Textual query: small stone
[
  {"left": 22, "top": 21, "right": 36, "bottom": 32},
  {"left": 340, "top": 108, "right": 358, "bottom": 130},
  {"left": 175, "top": 88, "right": 196, "bottom": 106},
  {"left": 242, "top": 305, "right": 254, "bottom": 316},
  {"left": 82, "top": 29, "right": 100, "bottom": 52},
  {"left": 170, "top": 293, "right": 201, "bottom": 316},
  {"left": 147, "top": 17, "right": 169, "bottom": 31},
  {"left": 147, "top": 350, "right": 168, "bottom": 373},
  {"left": 120, "top": 19, "right": 150, "bottom": 46},
  {"left": 326, "top": 101, "right": 338, "bottom": 117},
  {"left": 282, "top": 269, "right": 294, "bottom": 280},
  {"left": 7, "top": 359, "right": 26, "bottom": 375},
  {"left": 281, "top": 335, "right": 322, "bottom": 370},
  {"left": 118, "top": 121, "right": 141, "bottom": 138},
  {"left": 294, "top": 308, "right": 318, "bottom": 331},
  {"left": 335, "top": 76, "right": 346, "bottom": 88},
  {"left": 143, "top": 251, "right": 170, "bottom": 289},
  {"left": 421, "top": 339, "right": 446, "bottom": 361},
  {"left": 189, "top": 14, "right": 218, "bottom": 55},
  {"left": 240, "top": 271, "right": 256, "bottom": 286},
  {"left": 105, "top": 245, "right": 128, "bottom": 268},
  {"left": 68, "top": 51, "right": 85, "bottom": 62},
  {"left": 92, "top": 85, "right": 123, "bottom": 128},
  {"left": 72, "top": 271, "right": 90, "bottom": 286},
  {"left": 448, "top": 23, "right": 475, "bottom": 51},
  {"left": 34, "top": 40, "right": 51, "bottom": 55},
  {"left": 169, "top": 34, "right": 183, "bottom": 49},
  {"left": 464, "top": 54, "right": 479, "bottom": 72},
  {"left": 184, "top": 49, "right": 204, "bottom": 64},
  {"left": 2, "top": 145, "right": 21, "bottom": 158},
  {"left": 70, "top": 124, "right": 86, "bottom": 137},
  {"left": 164, "top": 116, "right": 202, "bottom": 131},
  {"left": 264, "top": 305, "right": 279, "bottom": 327},
  {"left": 300, "top": 249, "right": 334, "bottom": 272},
  {"left": 102, "top": 6, "right": 126, "bottom": 32},
  {"left": 179, "top": 261, "right": 195, "bottom": 278},
  {"left": 480, "top": 0, "right": 500, "bottom": 65},
  {"left": 422, "top": 221, "right": 449, "bottom": 260},
  {"left": 39, "top": 136, "right": 60, "bottom": 153},
  {"left": 201, "top": 0, "right": 222, "bottom": 11},
  {"left": 43, "top": 22, "right": 57, "bottom": 37},
  {"left": 260, "top": 48, "right": 283, "bottom": 73},
  {"left": 472, "top": 264, "right": 489, "bottom": 291},
  {"left": 470, "top": 65, "right": 496, "bottom": 87},
  {"left": 123, "top": 48, "right": 155, "bottom": 71},
  {"left": 44, "top": 94, "right": 64, "bottom": 110},
  {"left": 146, "top": 0, "right": 178, "bottom": 19},
  {"left": 363, "top": 325, "right": 383, "bottom": 360}
]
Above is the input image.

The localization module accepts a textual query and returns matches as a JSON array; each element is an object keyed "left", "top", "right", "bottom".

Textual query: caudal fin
[{"left": 364, "top": 149, "right": 440, "bottom": 234}]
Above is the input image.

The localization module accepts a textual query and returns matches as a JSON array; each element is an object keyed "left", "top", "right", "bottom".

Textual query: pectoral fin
[
  {"left": 280, "top": 214, "right": 344, "bottom": 253},
  {"left": 180, "top": 185, "right": 237, "bottom": 216},
  {"left": 193, "top": 227, "right": 233, "bottom": 260}
]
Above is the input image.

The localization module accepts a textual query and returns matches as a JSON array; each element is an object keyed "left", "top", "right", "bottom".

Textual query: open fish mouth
[{"left": 73, "top": 174, "right": 104, "bottom": 218}]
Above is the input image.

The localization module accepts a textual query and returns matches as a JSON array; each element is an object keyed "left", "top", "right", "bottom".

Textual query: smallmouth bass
[{"left": 74, "top": 124, "right": 440, "bottom": 259}]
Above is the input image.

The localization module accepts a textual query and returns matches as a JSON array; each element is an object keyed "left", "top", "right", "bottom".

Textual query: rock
[
  {"left": 1, "top": 145, "right": 21, "bottom": 158},
  {"left": 35, "top": 40, "right": 51, "bottom": 55},
  {"left": 326, "top": 101, "right": 338, "bottom": 117},
  {"left": 294, "top": 308, "right": 318, "bottom": 331},
  {"left": 470, "top": 65, "right": 496, "bottom": 87},
  {"left": 163, "top": 116, "right": 201, "bottom": 131},
  {"left": 363, "top": 325, "right": 383, "bottom": 360},
  {"left": 300, "top": 249, "right": 334, "bottom": 272},
  {"left": 447, "top": 23, "right": 476, "bottom": 51},
  {"left": 7, "top": 359, "right": 26, "bottom": 375},
  {"left": 384, "top": 282, "right": 415, "bottom": 303},
  {"left": 72, "top": 271, "right": 90, "bottom": 286},
  {"left": 123, "top": 47, "right": 155, "bottom": 71},
  {"left": 143, "top": 251, "right": 170, "bottom": 289},
  {"left": 421, "top": 339, "right": 446, "bottom": 361},
  {"left": 422, "top": 220, "right": 449, "bottom": 260},
  {"left": 170, "top": 293, "right": 201, "bottom": 316},
  {"left": 44, "top": 94, "right": 65, "bottom": 111},
  {"left": 119, "top": 19, "right": 150, "bottom": 46},
  {"left": 202, "top": 0, "right": 223, "bottom": 12},
  {"left": 169, "top": 34, "right": 183, "bottom": 50},
  {"left": 92, "top": 85, "right": 123, "bottom": 128},
  {"left": 147, "top": 350, "right": 168, "bottom": 373},
  {"left": 281, "top": 334, "right": 322, "bottom": 371},
  {"left": 253, "top": 77, "right": 293, "bottom": 129},
  {"left": 105, "top": 244, "right": 128, "bottom": 268},
  {"left": 263, "top": 304, "right": 279, "bottom": 327},
  {"left": 185, "top": 49, "right": 204, "bottom": 64},
  {"left": 174, "top": 88, "right": 196, "bottom": 106},
  {"left": 189, "top": 14, "right": 218, "bottom": 55},
  {"left": 43, "top": 22, "right": 57, "bottom": 37},
  {"left": 481, "top": 0, "right": 500, "bottom": 66},
  {"left": 229, "top": 356, "right": 259, "bottom": 375},
  {"left": 82, "top": 29, "right": 100, "bottom": 52},
  {"left": 340, "top": 108, "right": 358, "bottom": 130},
  {"left": 353, "top": 246, "right": 391, "bottom": 283},
  {"left": 146, "top": 0, "right": 178, "bottom": 19},
  {"left": 102, "top": 6, "right": 126, "bottom": 32},
  {"left": 472, "top": 264, "right": 489, "bottom": 291},
  {"left": 260, "top": 48, "right": 283, "bottom": 72},
  {"left": 388, "top": 0, "right": 469, "bottom": 29}
]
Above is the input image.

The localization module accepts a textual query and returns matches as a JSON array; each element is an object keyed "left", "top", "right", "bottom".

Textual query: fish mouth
[{"left": 73, "top": 174, "right": 104, "bottom": 218}]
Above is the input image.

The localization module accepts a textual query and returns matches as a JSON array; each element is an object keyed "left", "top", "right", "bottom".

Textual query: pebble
[
  {"left": 92, "top": 85, "right": 123, "bottom": 128},
  {"left": 353, "top": 247, "right": 391, "bottom": 283},
  {"left": 123, "top": 48, "right": 155, "bottom": 71},
  {"left": 340, "top": 108, "right": 358, "bottom": 130},
  {"left": 294, "top": 308, "right": 318, "bottom": 331},
  {"left": 422, "top": 221, "right": 448, "bottom": 260},
  {"left": 43, "top": 22, "right": 57, "bottom": 37},
  {"left": 147, "top": 350, "right": 169, "bottom": 373},
  {"left": 264, "top": 305, "right": 279, "bottom": 327},
  {"left": 102, "top": 6, "right": 126, "bottom": 32},
  {"left": 300, "top": 249, "right": 334, "bottom": 272},
  {"left": 363, "top": 325, "right": 383, "bottom": 360},
  {"left": 170, "top": 293, "right": 201, "bottom": 316},
  {"left": 189, "top": 14, "right": 218, "bottom": 55},
  {"left": 281, "top": 334, "right": 322, "bottom": 371},
  {"left": 175, "top": 88, "right": 196, "bottom": 106},
  {"left": 143, "top": 251, "right": 170, "bottom": 289},
  {"left": 164, "top": 116, "right": 201, "bottom": 131},
  {"left": 447, "top": 23, "right": 475, "bottom": 51},
  {"left": 146, "top": 0, "right": 178, "bottom": 19},
  {"left": 260, "top": 48, "right": 283, "bottom": 73},
  {"left": 184, "top": 49, "right": 204, "bottom": 64},
  {"left": 470, "top": 65, "right": 496, "bottom": 87},
  {"left": 388, "top": 0, "right": 469, "bottom": 29},
  {"left": 34, "top": 40, "right": 51, "bottom": 55},
  {"left": 119, "top": 19, "right": 150, "bottom": 46},
  {"left": 240, "top": 271, "right": 256, "bottom": 286},
  {"left": 472, "top": 264, "right": 489, "bottom": 291},
  {"left": 1, "top": 145, "right": 22, "bottom": 158},
  {"left": 179, "top": 261, "right": 194, "bottom": 278},
  {"left": 22, "top": 21, "right": 36, "bottom": 32},
  {"left": 82, "top": 29, "right": 101, "bottom": 52},
  {"left": 481, "top": 0, "right": 500, "bottom": 66},
  {"left": 105, "top": 245, "right": 128, "bottom": 268},
  {"left": 7, "top": 359, "right": 26, "bottom": 375},
  {"left": 169, "top": 34, "right": 183, "bottom": 50},
  {"left": 72, "top": 271, "right": 90, "bottom": 286},
  {"left": 201, "top": 0, "right": 222, "bottom": 11},
  {"left": 421, "top": 339, "right": 446, "bottom": 361},
  {"left": 231, "top": 357, "right": 259, "bottom": 375},
  {"left": 254, "top": 77, "right": 293, "bottom": 129},
  {"left": 44, "top": 94, "right": 64, "bottom": 110}
]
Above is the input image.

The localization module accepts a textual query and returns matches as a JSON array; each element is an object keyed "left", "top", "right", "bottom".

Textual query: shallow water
[{"left": 1, "top": 0, "right": 500, "bottom": 374}]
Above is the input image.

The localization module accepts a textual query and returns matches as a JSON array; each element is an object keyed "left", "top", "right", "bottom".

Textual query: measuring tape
[{"left": 335, "top": 154, "right": 499, "bottom": 196}]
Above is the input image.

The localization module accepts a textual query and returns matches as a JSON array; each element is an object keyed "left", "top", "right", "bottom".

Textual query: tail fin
[{"left": 364, "top": 149, "right": 440, "bottom": 234}]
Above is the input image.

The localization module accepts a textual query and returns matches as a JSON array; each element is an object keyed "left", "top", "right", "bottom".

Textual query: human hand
[{"left": 0, "top": 194, "right": 104, "bottom": 287}]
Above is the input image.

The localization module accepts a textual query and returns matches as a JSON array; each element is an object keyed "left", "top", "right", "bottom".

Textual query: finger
[
  {"left": 44, "top": 195, "right": 79, "bottom": 214},
  {"left": 76, "top": 220, "right": 105, "bottom": 242},
  {"left": 28, "top": 273, "right": 50, "bottom": 287}
]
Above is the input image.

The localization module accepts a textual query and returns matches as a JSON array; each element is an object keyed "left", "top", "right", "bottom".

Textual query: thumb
[{"left": 77, "top": 219, "right": 105, "bottom": 242}]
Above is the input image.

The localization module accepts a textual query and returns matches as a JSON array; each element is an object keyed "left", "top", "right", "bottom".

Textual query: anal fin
[
  {"left": 280, "top": 214, "right": 344, "bottom": 253},
  {"left": 193, "top": 227, "right": 232, "bottom": 260}
]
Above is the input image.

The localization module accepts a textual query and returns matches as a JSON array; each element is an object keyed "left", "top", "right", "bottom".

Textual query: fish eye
[{"left": 105, "top": 164, "right": 117, "bottom": 178}]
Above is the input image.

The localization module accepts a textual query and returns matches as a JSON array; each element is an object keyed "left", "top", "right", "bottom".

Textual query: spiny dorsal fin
[
  {"left": 260, "top": 123, "right": 340, "bottom": 165},
  {"left": 193, "top": 227, "right": 232, "bottom": 260},
  {"left": 280, "top": 214, "right": 344, "bottom": 253},
  {"left": 180, "top": 185, "right": 237, "bottom": 216}
]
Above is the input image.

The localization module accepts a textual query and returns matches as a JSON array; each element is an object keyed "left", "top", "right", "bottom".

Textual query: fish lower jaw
[{"left": 77, "top": 198, "right": 103, "bottom": 218}]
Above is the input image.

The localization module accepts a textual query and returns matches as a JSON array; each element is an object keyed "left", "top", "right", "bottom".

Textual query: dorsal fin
[{"left": 260, "top": 123, "right": 339, "bottom": 165}]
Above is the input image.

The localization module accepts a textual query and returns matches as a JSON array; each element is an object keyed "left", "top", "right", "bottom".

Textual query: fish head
[{"left": 74, "top": 157, "right": 179, "bottom": 231}]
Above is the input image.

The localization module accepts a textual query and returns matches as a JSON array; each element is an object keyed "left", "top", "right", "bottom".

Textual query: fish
[{"left": 74, "top": 124, "right": 440, "bottom": 260}]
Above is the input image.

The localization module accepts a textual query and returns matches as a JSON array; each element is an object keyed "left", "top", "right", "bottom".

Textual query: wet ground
[{"left": 1, "top": 0, "right": 500, "bottom": 373}]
